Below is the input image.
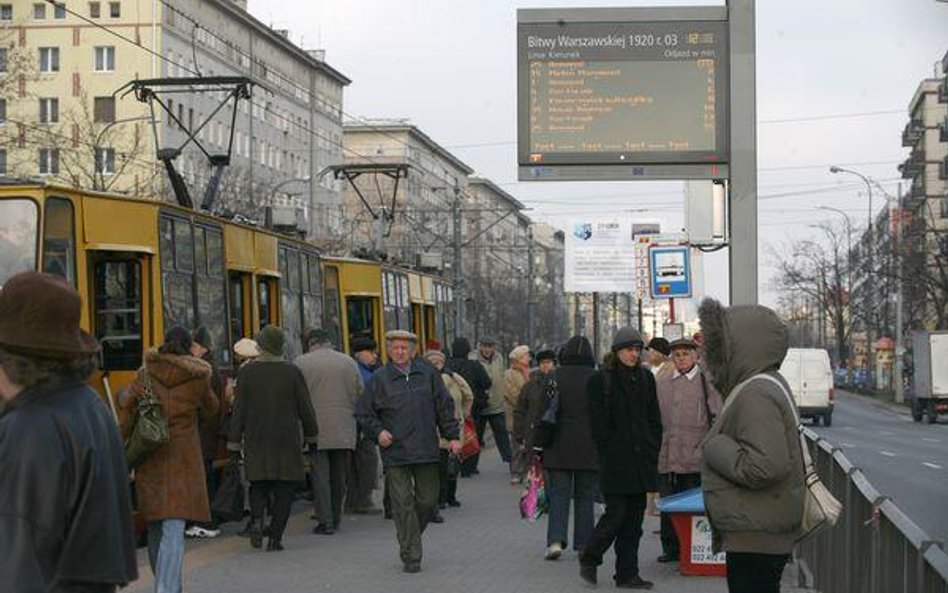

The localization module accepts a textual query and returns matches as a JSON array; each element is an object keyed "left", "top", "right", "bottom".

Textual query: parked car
[
  {"left": 778, "top": 348, "right": 835, "bottom": 426},
  {"left": 833, "top": 367, "right": 849, "bottom": 389}
]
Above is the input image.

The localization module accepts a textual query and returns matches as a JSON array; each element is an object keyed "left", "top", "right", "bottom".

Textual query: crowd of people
[{"left": 0, "top": 270, "right": 805, "bottom": 593}]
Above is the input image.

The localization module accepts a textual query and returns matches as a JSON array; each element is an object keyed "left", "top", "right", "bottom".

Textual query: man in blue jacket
[
  {"left": 346, "top": 336, "right": 383, "bottom": 515},
  {"left": 356, "top": 330, "right": 461, "bottom": 573}
]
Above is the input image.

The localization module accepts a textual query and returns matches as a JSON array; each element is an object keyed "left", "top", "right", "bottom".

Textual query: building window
[
  {"left": 39, "top": 47, "right": 60, "bottom": 73},
  {"left": 108, "top": 1, "right": 119, "bottom": 17},
  {"left": 0, "top": 149, "right": 6, "bottom": 176},
  {"left": 0, "top": 98, "right": 5, "bottom": 123},
  {"left": 93, "top": 96, "right": 115, "bottom": 123},
  {"left": 0, "top": 5, "right": 12, "bottom": 21},
  {"left": 94, "top": 46, "right": 115, "bottom": 72},
  {"left": 39, "top": 148, "right": 60, "bottom": 175},
  {"left": 53, "top": 2, "right": 65, "bottom": 18},
  {"left": 0, "top": 48, "right": 6, "bottom": 74},
  {"left": 33, "top": 2, "right": 45, "bottom": 19},
  {"left": 39, "top": 98, "right": 59, "bottom": 124},
  {"left": 95, "top": 147, "right": 115, "bottom": 175},
  {"left": 89, "top": 1, "right": 100, "bottom": 17}
]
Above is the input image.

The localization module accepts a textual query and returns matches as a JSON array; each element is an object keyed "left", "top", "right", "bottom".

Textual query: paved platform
[{"left": 127, "top": 448, "right": 731, "bottom": 592}]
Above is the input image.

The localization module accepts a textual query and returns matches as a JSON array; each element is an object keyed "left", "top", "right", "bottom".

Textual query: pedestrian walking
[
  {"left": 580, "top": 327, "right": 662, "bottom": 589},
  {"left": 655, "top": 336, "right": 722, "bottom": 563},
  {"left": 120, "top": 326, "right": 220, "bottom": 591},
  {"left": 542, "top": 336, "right": 599, "bottom": 561},
  {"left": 447, "top": 337, "right": 492, "bottom": 477},
  {"left": 0, "top": 271, "right": 137, "bottom": 593},
  {"left": 346, "top": 336, "right": 383, "bottom": 515},
  {"left": 355, "top": 330, "right": 461, "bottom": 573},
  {"left": 227, "top": 326, "right": 319, "bottom": 552},
  {"left": 295, "top": 328, "right": 363, "bottom": 535},
  {"left": 470, "top": 336, "right": 513, "bottom": 476},
  {"left": 698, "top": 299, "right": 804, "bottom": 593},
  {"left": 186, "top": 326, "right": 225, "bottom": 539},
  {"left": 512, "top": 349, "right": 557, "bottom": 458},
  {"left": 504, "top": 344, "right": 531, "bottom": 484},
  {"left": 424, "top": 349, "right": 473, "bottom": 511}
]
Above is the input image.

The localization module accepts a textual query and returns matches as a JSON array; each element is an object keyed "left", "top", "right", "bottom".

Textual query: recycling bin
[{"left": 656, "top": 487, "right": 726, "bottom": 577}]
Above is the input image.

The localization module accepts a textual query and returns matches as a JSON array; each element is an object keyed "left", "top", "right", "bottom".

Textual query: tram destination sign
[{"left": 518, "top": 7, "right": 729, "bottom": 181}]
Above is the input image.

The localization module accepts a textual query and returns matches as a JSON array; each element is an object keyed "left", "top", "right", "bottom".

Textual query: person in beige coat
[
  {"left": 470, "top": 336, "right": 512, "bottom": 474},
  {"left": 504, "top": 345, "right": 531, "bottom": 484},
  {"left": 294, "top": 328, "right": 363, "bottom": 535},
  {"left": 424, "top": 350, "right": 473, "bottom": 510}
]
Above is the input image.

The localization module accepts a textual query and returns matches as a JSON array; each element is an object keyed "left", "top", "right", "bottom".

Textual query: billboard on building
[{"left": 564, "top": 219, "right": 638, "bottom": 292}]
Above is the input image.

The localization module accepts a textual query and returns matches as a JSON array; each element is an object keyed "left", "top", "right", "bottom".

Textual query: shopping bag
[
  {"left": 460, "top": 417, "right": 480, "bottom": 460},
  {"left": 211, "top": 461, "right": 246, "bottom": 523},
  {"left": 125, "top": 365, "right": 169, "bottom": 468},
  {"left": 519, "top": 454, "right": 548, "bottom": 521}
]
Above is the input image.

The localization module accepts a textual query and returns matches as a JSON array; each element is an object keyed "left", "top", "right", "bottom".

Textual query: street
[{"left": 811, "top": 390, "right": 948, "bottom": 542}]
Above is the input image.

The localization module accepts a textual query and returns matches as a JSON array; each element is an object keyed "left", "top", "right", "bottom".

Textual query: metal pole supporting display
[{"left": 727, "top": 0, "right": 759, "bottom": 305}]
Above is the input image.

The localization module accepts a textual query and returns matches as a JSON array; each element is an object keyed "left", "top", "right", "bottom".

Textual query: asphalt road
[{"left": 811, "top": 390, "right": 948, "bottom": 543}]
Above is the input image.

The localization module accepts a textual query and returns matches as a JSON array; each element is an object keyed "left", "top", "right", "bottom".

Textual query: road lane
[{"left": 811, "top": 390, "right": 948, "bottom": 542}]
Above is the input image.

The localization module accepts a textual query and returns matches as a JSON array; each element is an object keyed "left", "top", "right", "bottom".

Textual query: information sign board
[
  {"left": 650, "top": 245, "right": 692, "bottom": 298},
  {"left": 518, "top": 7, "right": 729, "bottom": 181},
  {"left": 565, "top": 219, "right": 637, "bottom": 293}
]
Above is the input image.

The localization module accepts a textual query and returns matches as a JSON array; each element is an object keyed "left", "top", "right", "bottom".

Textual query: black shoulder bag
[{"left": 531, "top": 375, "right": 560, "bottom": 449}]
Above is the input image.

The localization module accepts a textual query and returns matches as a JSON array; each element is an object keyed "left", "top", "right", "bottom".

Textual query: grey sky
[{"left": 249, "top": 0, "right": 948, "bottom": 309}]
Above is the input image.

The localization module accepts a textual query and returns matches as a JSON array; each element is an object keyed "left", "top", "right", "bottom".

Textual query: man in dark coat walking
[
  {"left": 346, "top": 336, "right": 383, "bottom": 515},
  {"left": 0, "top": 272, "right": 137, "bottom": 593},
  {"left": 227, "top": 325, "right": 319, "bottom": 551},
  {"left": 356, "top": 330, "right": 461, "bottom": 573},
  {"left": 581, "top": 326, "right": 663, "bottom": 589},
  {"left": 447, "top": 337, "right": 491, "bottom": 476}
]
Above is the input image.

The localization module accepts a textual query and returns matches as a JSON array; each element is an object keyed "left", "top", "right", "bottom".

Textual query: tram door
[
  {"left": 412, "top": 304, "right": 424, "bottom": 344},
  {"left": 89, "top": 251, "right": 149, "bottom": 372},
  {"left": 346, "top": 296, "right": 378, "bottom": 353},
  {"left": 256, "top": 275, "right": 279, "bottom": 330},
  {"left": 228, "top": 272, "right": 252, "bottom": 340},
  {"left": 424, "top": 305, "right": 437, "bottom": 347}
]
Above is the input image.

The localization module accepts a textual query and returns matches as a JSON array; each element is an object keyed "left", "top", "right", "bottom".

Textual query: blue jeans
[
  {"left": 545, "top": 469, "right": 597, "bottom": 550},
  {"left": 147, "top": 519, "right": 186, "bottom": 593}
]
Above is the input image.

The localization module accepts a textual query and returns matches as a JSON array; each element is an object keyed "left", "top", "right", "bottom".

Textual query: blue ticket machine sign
[{"left": 650, "top": 245, "right": 692, "bottom": 299}]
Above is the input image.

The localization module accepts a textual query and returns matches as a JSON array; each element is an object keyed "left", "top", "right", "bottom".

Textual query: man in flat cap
[
  {"left": 356, "top": 330, "right": 461, "bottom": 573},
  {"left": 295, "top": 328, "right": 364, "bottom": 535},
  {"left": 0, "top": 272, "right": 137, "bottom": 592},
  {"left": 655, "top": 337, "right": 722, "bottom": 564}
]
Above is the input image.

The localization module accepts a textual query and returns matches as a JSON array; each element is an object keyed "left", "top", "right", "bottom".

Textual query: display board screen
[{"left": 518, "top": 12, "right": 728, "bottom": 168}]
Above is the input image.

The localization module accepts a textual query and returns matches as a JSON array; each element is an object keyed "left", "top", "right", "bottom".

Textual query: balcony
[
  {"left": 940, "top": 75, "right": 948, "bottom": 104},
  {"left": 899, "top": 149, "right": 926, "bottom": 179},
  {"left": 902, "top": 118, "right": 924, "bottom": 146}
]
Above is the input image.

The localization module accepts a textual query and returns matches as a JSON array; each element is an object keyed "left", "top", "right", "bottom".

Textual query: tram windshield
[{"left": 0, "top": 199, "right": 39, "bottom": 288}]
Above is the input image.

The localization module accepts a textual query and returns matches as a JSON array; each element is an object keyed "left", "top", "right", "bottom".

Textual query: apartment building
[{"left": 4, "top": 0, "right": 349, "bottom": 240}]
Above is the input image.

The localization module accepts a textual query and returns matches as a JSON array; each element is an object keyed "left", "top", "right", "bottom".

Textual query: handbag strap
[
  {"left": 752, "top": 373, "right": 817, "bottom": 473},
  {"left": 141, "top": 360, "right": 156, "bottom": 403},
  {"left": 698, "top": 370, "right": 714, "bottom": 427}
]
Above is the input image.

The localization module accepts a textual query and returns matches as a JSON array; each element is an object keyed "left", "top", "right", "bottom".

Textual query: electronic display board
[{"left": 518, "top": 7, "right": 729, "bottom": 181}]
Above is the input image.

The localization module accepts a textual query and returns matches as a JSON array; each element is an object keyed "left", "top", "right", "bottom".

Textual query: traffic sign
[{"left": 650, "top": 245, "right": 692, "bottom": 299}]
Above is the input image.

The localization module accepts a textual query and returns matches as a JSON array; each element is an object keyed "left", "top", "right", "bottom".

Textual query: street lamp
[
  {"left": 93, "top": 115, "right": 153, "bottom": 191},
  {"left": 829, "top": 166, "right": 875, "bottom": 375}
]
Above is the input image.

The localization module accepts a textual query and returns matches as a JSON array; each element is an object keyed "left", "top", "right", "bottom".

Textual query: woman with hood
[
  {"left": 541, "top": 336, "right": 599, "bottom": 561},
  {"left": 698, "top": 299, "right": 804, "bottom": 593},
  {"left": 120, "top": 326, "right": 220, "bottom": 593}
]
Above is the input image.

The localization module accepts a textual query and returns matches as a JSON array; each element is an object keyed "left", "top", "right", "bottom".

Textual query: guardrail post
[{"left": 868, "top": 497, "right": 887, "bottom": 593}]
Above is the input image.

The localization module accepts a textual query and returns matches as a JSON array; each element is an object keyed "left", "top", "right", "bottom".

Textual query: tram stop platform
[{"left": 124, "top": 448, "right": 807, "bottom": 593}]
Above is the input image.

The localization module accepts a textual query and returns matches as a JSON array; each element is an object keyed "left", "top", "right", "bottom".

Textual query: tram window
[
  {"left": 42, "top": 197, "right": 76, "bottom": 286},
  {"left": 279, "top": 246, "right": 303, "bottom": 359},
  {"left": 322, "top": 265, "right": 341, "bottom": 348},
  {"left": 229, "top": 274, "right": 245, "bottom": 342},
  {"left": 257, "top": 278, "right": 271, "bottom": 328},
  {"left": 193, "top": 226, "right": 207, "bottom": 276},
  {"left": 196, "top": 226, "right": 228, "bottom": 366},
  {"left": 302, "top": 254, "right": 322, "bottom": 336},
  {"left": 94, "top": 259, "right": 142, "bottom": 370},
  {"left": 173, "top": 218, "right": 193, "bottom": 272},
  {"left": 347, "top": 297, "right": 375, "bottom": 344},
  {"left": 0, "top": 198, "right": 38, "bottom": 287}
]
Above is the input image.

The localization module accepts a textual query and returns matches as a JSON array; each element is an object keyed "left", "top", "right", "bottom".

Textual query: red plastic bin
[{"left": 669, "top": 512, "right": 727, "bottom": 576}]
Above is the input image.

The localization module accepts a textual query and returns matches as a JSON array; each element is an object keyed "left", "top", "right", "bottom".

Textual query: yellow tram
[{"left": 0, "top": 181, "right": 455, "bottom": 402}]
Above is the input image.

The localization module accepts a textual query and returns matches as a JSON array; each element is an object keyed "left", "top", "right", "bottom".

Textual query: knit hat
[
  {"left": 424, "top": 349, "right": 446, "bottom": 365},
  {"left": 256, "top": 326, "right": 285, "bottom": 356},
  {"left": 535, "top": 349, "right": 556, "bottom": 363},
  {"left": 646, "top": 336, "right": 670, "bottom": 356},
  {"left": 451, "top": 337, "right": 472, "bottom": 359},
  {"left": 192, "top": 326, "right": 213, "bottom": 351},
  {"left": 479, "top": 335, "right": 496, "bottom": 346},
  {"left": 350, "top": 336, "right": 377, "bottom": 354},
  {"left": 559, "top": 335, "right": 594, "bottom": 367},
  {"left": 233, "top": 338, "right": 261, "bottom": 359},
  {"left": 509, "top": 344, "right": 530, "bottom": 362},
  {"left": 613, "top": 327, "right": 645, "bottom": 352}
]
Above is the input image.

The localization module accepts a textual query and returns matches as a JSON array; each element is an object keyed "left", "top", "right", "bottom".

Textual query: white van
[{"left": 778, "top": 348, "right": 835, "bottom": 426}]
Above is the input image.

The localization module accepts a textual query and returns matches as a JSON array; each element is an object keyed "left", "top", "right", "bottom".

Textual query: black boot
[
  {"left": 266, "top": 538, "right": 284, "bottom": 552},
  {"left": 248, "top": 520, "right": 263, "bottom": 549}
]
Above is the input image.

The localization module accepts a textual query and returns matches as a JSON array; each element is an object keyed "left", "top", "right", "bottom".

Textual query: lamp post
[
  {"left": 829, "top": 166, "right": 875, "bottom": 376},
  {"left": 93, "top": 115, "right": 153, "bottom": 191}
]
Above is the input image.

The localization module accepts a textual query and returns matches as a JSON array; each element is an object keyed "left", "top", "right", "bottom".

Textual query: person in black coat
[
  {"left": 447, "top": 337, "right": 492, "bottom": 476},
  {"left": 0, "top": 272, "right": 137, "bottom": 593},
  {"left": 541, "top": 337, "right": 599, "bottom": 560},
  {"left": 580, "top": 326, "right": 662, "bottom": 589}
]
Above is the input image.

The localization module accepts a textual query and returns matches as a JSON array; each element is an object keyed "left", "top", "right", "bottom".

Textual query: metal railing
[{"left": 794, "top": 428, "right": 948, "bottom": 592}]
